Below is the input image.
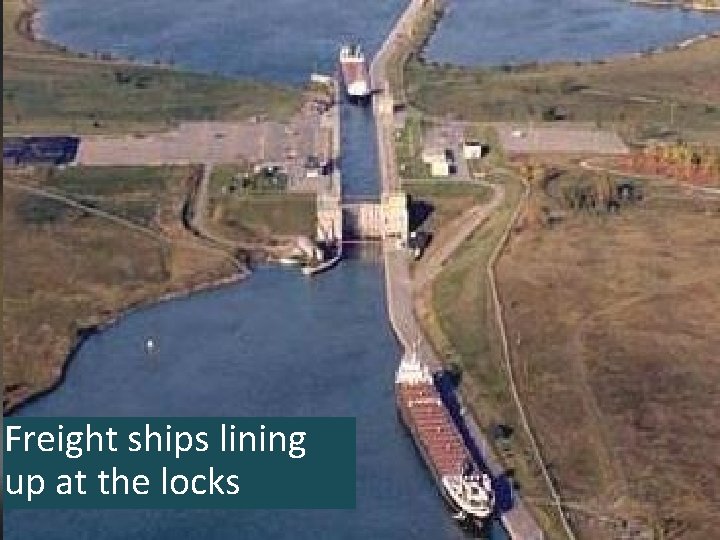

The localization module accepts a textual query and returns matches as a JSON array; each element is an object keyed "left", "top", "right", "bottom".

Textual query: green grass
[
  {"left": 26, "top": 165, "right": 190, "bottom": 227},
  {"left": 45, "top": 166, "right": 170, "bottom": 196},
  {"left": 212, "top": 193, "right": 316, "bottom": 240},
  {"left": 395, "top": 113, "right": 431, "bottom": 179},
  {"left": 210, "top": 164, "right": 288, "bottom": 194},
  {"left": 427, "top": 176, "right": 521, "bottom": 398},
  {"left": 403, "top": 179, "right": 492, "bottom": 235},
  {"left": 405, "top": 38, "right": 720, "bottom": 142},
  {"left": 403, "top": 179, "right": 492, "bottom": 200},
  {"left": 3, "top": 56, "right": 301, "bottom": 134}
]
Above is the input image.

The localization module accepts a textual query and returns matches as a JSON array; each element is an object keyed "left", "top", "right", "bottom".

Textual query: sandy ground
[{"left": 495, "top": 123, "right": 628, "bottom": 155}]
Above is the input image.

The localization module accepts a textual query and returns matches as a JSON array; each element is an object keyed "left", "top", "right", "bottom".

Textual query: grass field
[
  {"left": 209, "top": 194, "right": 316, "bottom": 242},
  {"left": 496, "top": 183, "right": 720, "bottom": 539},
  {"left": 403, "top": 179, "right": 491, "bottom": 232},
  {"left": 20, "top": 165, "right": 189, "bottom": 226},
  {"left": 406, "top": 39, "right": 720, "bottom": 143},
  {"left": 206, "top": 165, "right": 316, "bottom": 242},
  {"left": 3, "top": 166, "right": 237, "bottom": 413},
  {"left": 2, "top": 1, "right": 301, "bottom": 134},
  {"left": 412, "top": 174, "right": 572, "bottom": 535},
  {"left": 3, "top": 56, "right": 301, "bottom": 134},
  {"left": 396, "top": 113, "right": 431, "bottom": 179}
]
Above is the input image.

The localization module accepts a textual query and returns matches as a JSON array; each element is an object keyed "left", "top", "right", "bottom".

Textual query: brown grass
[
  {"left": 496, "top": 183, "right": 720, "bottom": 538},
  {"left": 3, "top": 167, "right": 236, "bottom": 413}
]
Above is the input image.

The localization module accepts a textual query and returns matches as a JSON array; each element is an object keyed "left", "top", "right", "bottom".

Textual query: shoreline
[
  {"left": 418, "top": 30, "right": 720, "bottom": 74},
  {"left": 5, "top": 269, "right": 248, "bottom": 416},
  {"left": 24, "top": 0, "right": 720, "bottom": 78}
]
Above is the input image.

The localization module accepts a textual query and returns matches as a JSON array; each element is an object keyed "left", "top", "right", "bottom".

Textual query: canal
[{"left": 8, "top": 1, "right": 719, "bottom": 538}]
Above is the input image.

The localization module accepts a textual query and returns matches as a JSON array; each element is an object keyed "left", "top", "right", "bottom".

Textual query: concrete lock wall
[{"left": 342, "top": 203, "right": 384, "bottom": 239}]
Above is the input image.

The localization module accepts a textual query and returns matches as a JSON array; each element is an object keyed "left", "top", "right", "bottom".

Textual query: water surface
[
  {"left": 6, "top": 263, "right": 467, "bottom": 539},
  {"left": 40, "top": 0, "right": 406, "bottom": 84},
  {"left": 426, "top": 0, "right": 719, "bottom": 66}
]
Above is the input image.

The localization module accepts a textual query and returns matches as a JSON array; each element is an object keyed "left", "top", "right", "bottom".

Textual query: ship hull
[
  {"left": 340, "top": 61, "right": 371, "bottom": 106},
  {"left": 395, "top": 394, "right": 491, "bottom": 533}
]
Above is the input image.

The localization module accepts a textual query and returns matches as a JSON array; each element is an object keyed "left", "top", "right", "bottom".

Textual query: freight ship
[
  {"left": 339, "top": 44, "right": 371, "bottom": 104},
  {"left": 395, "top": 349, "right": 495, "bottom": 528}
]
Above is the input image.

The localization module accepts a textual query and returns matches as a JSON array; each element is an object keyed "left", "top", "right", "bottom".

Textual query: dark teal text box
[{"left": 4, "top": 417, "right": 355, "bottom": 509}]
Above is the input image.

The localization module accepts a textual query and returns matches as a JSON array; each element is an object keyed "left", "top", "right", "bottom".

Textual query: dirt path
[
  {"left": 3, "top": 178, "right": 243, "bottom": 268},
  {"left": 413, "top": 182, "right": 505, "bottom": 290}
]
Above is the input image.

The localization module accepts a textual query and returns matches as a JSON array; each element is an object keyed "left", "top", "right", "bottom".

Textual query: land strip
[
  {"left": 374, "top": 1, "right": 547, "bottom": 538},
  {"left": 404, "top": 37, "right": 720, "bottom": 143},
  {"left": 3, "top": 1, "right": 302, "bottom": 135}
]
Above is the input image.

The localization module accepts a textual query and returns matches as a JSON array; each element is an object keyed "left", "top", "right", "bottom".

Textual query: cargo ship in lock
[
  {"left": 395, "top": 349, "right": 495, "bottom": 530},
  {"left": 339, "top": 44, "right": 371, "bottom": 104}
]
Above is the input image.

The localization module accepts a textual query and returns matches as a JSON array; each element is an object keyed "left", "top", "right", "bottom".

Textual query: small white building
[
  {"left": 430, "top": 161, "right": 450, "bottom": 177},
  {"left": 462, "top": 140, "right": 484, "bottom": 160},
  {"left": 422, "top": 147, "right": 451, "bottom": 177}
]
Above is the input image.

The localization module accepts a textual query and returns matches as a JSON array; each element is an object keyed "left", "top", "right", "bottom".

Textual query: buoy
[{"left": 145, "top": 338, "right": 155, "bottom": 353}]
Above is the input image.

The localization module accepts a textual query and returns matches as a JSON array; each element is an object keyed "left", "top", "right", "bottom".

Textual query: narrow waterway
[{"left": 341, "top": 104, "right": 381, "bottom": 200}]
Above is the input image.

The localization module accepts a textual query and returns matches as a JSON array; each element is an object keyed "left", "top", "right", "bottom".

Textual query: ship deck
[
  {"left": 398, "top": 382, "right": 471, "bottom": 477},
  {"left": 340, "top": 61, "right": 369, "bottom": 86}
]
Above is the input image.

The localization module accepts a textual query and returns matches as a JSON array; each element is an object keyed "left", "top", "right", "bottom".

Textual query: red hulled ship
[{"left": 395, "top": 349, "right": 494, "bottom": 526}]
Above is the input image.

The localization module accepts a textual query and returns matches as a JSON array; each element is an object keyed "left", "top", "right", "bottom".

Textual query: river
[
  {"left": 9, "top": 1, "right": 718, "bottom": 538},
  {"left": 7, "top": 261, "right": 469, "bottom": 539}
]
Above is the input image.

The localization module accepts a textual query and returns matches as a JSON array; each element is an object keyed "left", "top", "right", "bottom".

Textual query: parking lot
[{"left": 75, "top": 98, "right": 334, "bottom": 193}]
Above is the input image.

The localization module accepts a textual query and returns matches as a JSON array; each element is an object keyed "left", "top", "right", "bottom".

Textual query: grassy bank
[
  {"left": 413, "top": 174, "right": 569, "bottom": 535},
  {"left": 208, "top": 166, "right": 316, "bottom": 242},
  {"left": 3, "top": 166, "right": 237, "bottom": 413},
  {"left": 3, "top": 1, "right": 302, "bottom": 134},
  {"left": 405, "top": 38, "right": 720, "bottom": 142},
  {"left": 210, "top": 194, "right": 316, "bottom": 242}
]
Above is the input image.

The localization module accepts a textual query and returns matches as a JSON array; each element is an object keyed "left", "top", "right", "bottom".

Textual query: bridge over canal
[{"left": 316, "top": 191, "right": 409, "bottom": 243}]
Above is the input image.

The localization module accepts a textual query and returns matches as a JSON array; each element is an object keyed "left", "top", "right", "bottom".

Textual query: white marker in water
[{"left": 145, "top": 338, "right": 156, "bottom": 353}]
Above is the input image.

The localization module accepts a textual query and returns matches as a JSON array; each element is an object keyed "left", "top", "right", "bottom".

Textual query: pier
[{"left": 371, "top": 1, "right": 545, "bottom": 538}]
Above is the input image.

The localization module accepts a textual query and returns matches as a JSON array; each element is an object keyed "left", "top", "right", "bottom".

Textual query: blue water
[
  {"left": 341, "top": 104, "right": 381, "bottom": 200},
  {"left": 39, "top": 0, "right": 406, "bottom": 85},
  {"left": 6, "top": 264, "right": 469, "bottom": 539},
  {"left": 426, "top": 0, "right": 719, "bottom": 66}
]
